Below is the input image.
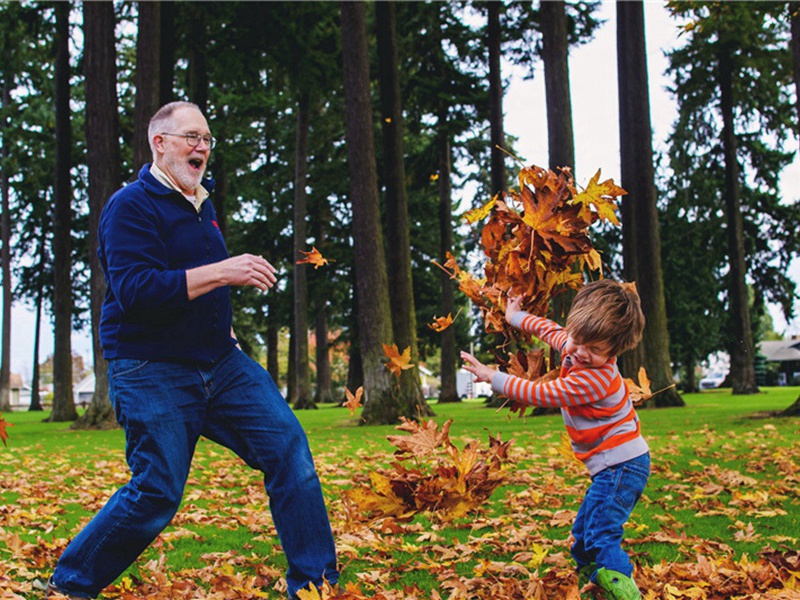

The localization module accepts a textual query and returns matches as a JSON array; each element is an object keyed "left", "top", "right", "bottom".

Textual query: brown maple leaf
[
  {"left": 0, "top": 413, "right": 12, "bottom": 446},
  {"left": 387, "top": 418, "right": 454, "bottom": 457},
  {"left": 296, "top": 247, "right": 333, "bottom": 269},
  {"left": 343, "top": 386, "right": 363, "bottom": 416},
  {"left": 382, "top": 343, "right": 415, "bottom": 377}
]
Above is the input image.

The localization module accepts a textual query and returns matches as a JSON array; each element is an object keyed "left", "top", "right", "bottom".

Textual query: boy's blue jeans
[
  {"left": 51, "top": 347, "right": 338, "bottom": 599},
  {"left": 571, "top": 452, "right": 650, "bottom": 579}
]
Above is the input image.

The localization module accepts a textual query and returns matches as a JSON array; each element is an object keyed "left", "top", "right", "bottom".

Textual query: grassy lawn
[{"left": 1, "top": 387, "right": 799, "bottom": 599}]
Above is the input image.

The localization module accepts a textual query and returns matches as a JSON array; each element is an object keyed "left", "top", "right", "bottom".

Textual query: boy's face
[{"left": 564, "top": 335, "right": 612, "bottom": 369}]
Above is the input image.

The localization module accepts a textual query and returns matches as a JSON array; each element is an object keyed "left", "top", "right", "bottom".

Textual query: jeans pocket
[
  {"left": 109, "top": 358, "right": 151, "bottom": 379},
  {"left": 612, "top": 463, "right": 648, "bottom": 512}
]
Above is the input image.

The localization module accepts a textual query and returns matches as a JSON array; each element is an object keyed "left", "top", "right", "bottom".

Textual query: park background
[{"left": 0, "top": 1, "right": 799, "bottom": 598}]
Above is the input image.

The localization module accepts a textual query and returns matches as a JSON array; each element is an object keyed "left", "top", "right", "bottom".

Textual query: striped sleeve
[
  {"left": 491, "top": 362, "right": 617, "bottom": 409},
  {"left": 508, "top": 312, "right": 567, "bottom": 352}
]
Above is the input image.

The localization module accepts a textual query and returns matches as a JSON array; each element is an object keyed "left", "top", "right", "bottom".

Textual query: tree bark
[
  {"left": 0, "top": 74, "right": 11, "bottom": 412},
  {"left": 266, "top": 303, "right": 280, "bottom": 382},
  {"left": 293, "top": 90, "right": 315, "bottom": 409},
  {"left": 779, "top": 394, "right": 800, "bottom": 417},
  {"left": 376, "top": 1, "right": 432, "bottom": 417},
  {"left": 74, "top": 0, "right": 121, "bottom": 429},
  {"left": 437, "top": 131, "right": 459, "bottom": 404},
  {"left": 790, "top": 2, "right": 800, "bottom": 145},
  {"left": 540, "top": 0, "right": 575, "bottom": 173},
  {"left": 718, "top": 40, "right": 758, "bottom": 394},
  {"left": 159, "top": 1, "right": 176, "bottom": 104},
  {"left": 487, "top": 1, "right": 505, "bottom": 196},
  {"left": 314, "top": 301, "right": 335, "bottom": 404},
  {"left": 341, "top": 1, "right": 402, "bottom": 424},
  {"left": 616, "top": 0, "right": 683, "bottom": 407},
  {"left": 133, "top": 1, "right": 161, "bottom": 170},
  {"left": 50, "top": 3, "right": 77, "bottom": 422},
  {"left": 29, "top": 272, "right": 44, "bottom": 411}
]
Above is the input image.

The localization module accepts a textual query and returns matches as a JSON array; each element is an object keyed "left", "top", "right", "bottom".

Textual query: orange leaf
[
  {"left": 387, "top": 418, "right": 454, "bottom": 457},
  {"left": 0, "top": 413, "right": 12, "bottom": 446},
  {"left": 343, "top": 386, "right": 363, "bottom": 416},
  {"left": 428, "top": 308, "right": 462, "bottom": 332},
  {"left": 624, "top": 367, "right": 652, "bottom": 405},
  {"left": 296, "top": 247, "right": 333, "bottom": 269},
  {"left": 382, "top": 343, "right": 414, "bottom": 377}
]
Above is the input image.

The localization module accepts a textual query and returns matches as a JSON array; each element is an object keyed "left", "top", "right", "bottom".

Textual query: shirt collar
[{"left": 150, "top": 163, "right": 209, "bottom": 212}]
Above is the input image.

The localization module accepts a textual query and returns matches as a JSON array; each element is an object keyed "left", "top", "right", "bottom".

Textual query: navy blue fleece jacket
[{"left": 98, "top": 164, "right": 235, "bottom": 362}]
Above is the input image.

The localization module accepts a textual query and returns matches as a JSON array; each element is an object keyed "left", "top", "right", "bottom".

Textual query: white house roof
[{"left": 758, "top": 339, "right": 800, "bottom": 363}]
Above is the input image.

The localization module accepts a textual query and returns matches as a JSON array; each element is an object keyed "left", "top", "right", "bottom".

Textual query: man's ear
[{"left": 152, "top": 134, "right": 165, "bottom": 154}]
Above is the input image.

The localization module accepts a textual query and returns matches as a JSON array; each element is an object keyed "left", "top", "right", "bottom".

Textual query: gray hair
[{"left": 147, "top": 101, "right": 203, "bottom": 159}]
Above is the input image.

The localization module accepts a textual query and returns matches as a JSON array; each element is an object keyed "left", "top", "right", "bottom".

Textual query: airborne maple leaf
[
  {"left": 0, "top": 413, "right": 12, "bottom": 446},
  {"left": 387, "top": 418, "right": 454, "bottom": 457},
  {"left": 296, "top": 246, "right": 333, "bottom": 269},
  {"left": 570, "top": 168, "right": 627, "bottom": 226},
  {"left": 428, "top": 308, "right": 461, "bottom": 332},
  {"left": 343, "top": 386, "right": 363, "bottom": 416},
  {"left": 625, "top": 366, "right": 676, "bottom": 406},
  {"left": 382, "top": 343, "right": 414, "bottom": 377},
  {"left": 462, "top": 197, "right": 497, "bottom": 224}
]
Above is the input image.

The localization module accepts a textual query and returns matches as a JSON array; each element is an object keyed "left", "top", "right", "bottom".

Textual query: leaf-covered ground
[{"left": 1, "top": 390, "right": 799, "bottom": 599}]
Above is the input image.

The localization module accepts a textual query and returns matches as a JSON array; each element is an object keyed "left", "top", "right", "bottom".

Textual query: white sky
[{"left": 4, "top": 0, "right": 800, "bottom": 378}]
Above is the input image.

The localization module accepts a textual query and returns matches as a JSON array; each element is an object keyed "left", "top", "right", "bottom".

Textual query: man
[{"left": 46, "top": 101, "right": 339, "bottom": 599}]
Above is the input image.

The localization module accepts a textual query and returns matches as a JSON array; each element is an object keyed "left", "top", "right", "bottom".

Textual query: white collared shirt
[{"left": 150, "top": 163, "right": 209, "bottom": 213}]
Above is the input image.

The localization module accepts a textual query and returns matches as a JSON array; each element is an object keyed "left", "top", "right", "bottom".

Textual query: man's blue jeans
[
  {"left": 51, "top": 347, "right": 338, "bottom": 598},
  {"left": 571, "top": 452, "right": 650, "bottom": 579}
]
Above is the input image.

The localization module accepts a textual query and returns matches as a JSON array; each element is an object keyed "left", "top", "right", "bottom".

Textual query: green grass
[{"left": 1, "top": 388, "right": 799, "bottom": 598}]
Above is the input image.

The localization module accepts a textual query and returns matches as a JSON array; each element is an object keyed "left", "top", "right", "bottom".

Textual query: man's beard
[{"left": 164, "top": 154, "right": 204, "bottom": 192}]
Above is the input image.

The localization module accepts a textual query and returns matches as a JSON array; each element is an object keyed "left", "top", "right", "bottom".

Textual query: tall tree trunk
[
  {"left": 487, "top": 1, "right": 505, "bottom": 196},
  {"left": 29, "top": 242, "right": 45, "bottom": 412},
  {"left": 540, "top": 0, "right": 575, "bottom": 173},
  {"left": 313, "top": 223, "right": 334, "bottom": 405},
  {"left": 343, "top": 271, "right": 363, "bottom": 405},
  {"left": 437, "top": 131, "right": 459, "bottom": 404},
  {"left": 187, "top": 7, "right": 208, "bottom": 114},
  {"left": 718, "top": 41, "right": 758, "bottom": 395},
  {"left": 790, "top": 2, "right": 800, "bottom": 144},
  {"left": 616, "top": 0, "right": 683, "bottom": 407},
  {"left": 266, "top": 303, "right": 280, "bottom": 381},
  {"left": 341, "top": 1, "right": 403, "bottom": 425},
  {"left": 293, "top": 91, "right": 315, "bottom": 409},
  {"left": 287, "top": 317, "right": 296, "bottom": 404},
  {"left": 541, "top": 0, "right": 577, "bottom": 331},
  {"left": 0, "top": 74, "right": 11, "bottom": 413},
  {"left": 779, "top": 394, "right": 800, "bottom": 417},
  {"left": 376, "top": 1, "right": 432, "bottom": 417},
  {"left": 160, "top": 1, "right": 176, "bottom": 104},
  {"left": 133, "top": 1, "right": 161, "bottom": 170},
  {"left": 50, "top": 3, "right": 77, "bottom": 422},
  {"left": 314, "top": 302, "right": 334, "bottom": 404},
  {"left": 683, "top": 353, "right": 698, "bottom": 394},
  {"left": 74, "top": 0, "right": 121, "bottom": 429}
]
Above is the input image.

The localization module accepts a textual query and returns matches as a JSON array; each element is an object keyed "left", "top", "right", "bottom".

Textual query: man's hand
[
  {"left": 505, "top": 294, "right": 523, "bottom": 322},
  {"left": 460, "top": 351, "right": 497, "bottom": 383},
  {"left": 186, "top": 254, "right": 278, "bottom": 300}
]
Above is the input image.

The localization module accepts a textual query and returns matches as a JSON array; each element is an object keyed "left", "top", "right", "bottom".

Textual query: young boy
[{"left": 460, "top": 280, "right": 649, "bottom": 600}]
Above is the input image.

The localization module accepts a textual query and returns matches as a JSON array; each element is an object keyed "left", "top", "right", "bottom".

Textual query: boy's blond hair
[{"left": 565, "top": 280, "right": 645, "bottom": 357}]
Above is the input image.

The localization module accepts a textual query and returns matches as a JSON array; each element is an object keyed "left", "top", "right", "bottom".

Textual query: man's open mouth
[{"left": 189, "top": 158, "right": 204, "bottom": 170}]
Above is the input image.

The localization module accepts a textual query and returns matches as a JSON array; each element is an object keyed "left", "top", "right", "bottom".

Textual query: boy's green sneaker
[{"left": 594, "top": 568, "right": 642, "bottom": 600}]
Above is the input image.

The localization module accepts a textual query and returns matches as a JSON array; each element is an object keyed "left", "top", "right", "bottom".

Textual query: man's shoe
[{"left": 594, "top": 568, "right": 642, "bottom": 600}]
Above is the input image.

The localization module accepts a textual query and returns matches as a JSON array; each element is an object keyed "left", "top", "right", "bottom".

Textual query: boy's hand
[
  {"left": 460, "top": 351, "right": 497, "bottom": 383},
  {"left": 505, "top": 294, "right": 523, "bottom": 322}
]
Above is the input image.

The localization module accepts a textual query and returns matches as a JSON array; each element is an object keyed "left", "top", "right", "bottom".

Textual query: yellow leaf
[
  {"left": 571, "top": 169, "right": 626, "bottom": 226},
  {"left": 462, "top": 197, "right": 497, "bottom": 224}
]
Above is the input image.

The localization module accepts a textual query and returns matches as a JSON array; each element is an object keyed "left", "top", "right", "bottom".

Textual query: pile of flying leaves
[
  {"left": 445, "top": 164, "right": 625, "bottom": 336},
  {"left": 342, "top": 418, "right": 514, "bottom": 526}
]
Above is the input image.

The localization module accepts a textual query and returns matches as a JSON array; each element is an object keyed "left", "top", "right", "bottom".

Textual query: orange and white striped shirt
[{"left": 491, "top": 313, "right": 648, "bottom": 476}]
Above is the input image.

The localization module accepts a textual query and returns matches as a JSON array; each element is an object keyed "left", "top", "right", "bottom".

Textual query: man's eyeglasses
[{"left": 161, "top": 132, "right": 216, "bottom": 150}]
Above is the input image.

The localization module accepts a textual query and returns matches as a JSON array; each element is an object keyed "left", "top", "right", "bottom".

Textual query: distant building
[
  {"left": 8, "top": 373, "right": 31, "bottom": 410},
  {"left": 758, "top": 337, "right": 800, "bottom": 386}
]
